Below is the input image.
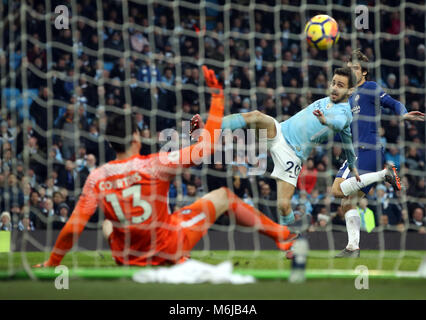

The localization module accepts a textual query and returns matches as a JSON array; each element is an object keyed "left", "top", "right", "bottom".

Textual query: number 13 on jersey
[{"left": 105, "top": 185, "right": 152, "bottom": 224}]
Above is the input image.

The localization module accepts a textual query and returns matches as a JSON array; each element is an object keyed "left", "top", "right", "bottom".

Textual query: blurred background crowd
[{"left": 0, "top": 0, "right": 425, "bottom": 233}]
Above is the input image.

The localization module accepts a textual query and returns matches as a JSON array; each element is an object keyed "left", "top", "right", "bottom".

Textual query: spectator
[
  {"left": 78, "top": 154, "right": 97, "bottom": 187},
  {"left": 137, "top": 59, "right": 161, "bottom": 85},
  {"left": 379, "top": 127, "right": 387, "bottom": 149},
  {"left": 56, "top": 104, "right": 77, "bottom": 160},
  {"left": 232, "top": 175, "right": 252, "bottom": 199},
  {"left": 52, "top": 191, "right": 65, "bottom": 214},
  {"left": 53, "top": 203, "right": 70, "bottom": 230},
  {"left": 109, "top": 57, "right": 126, "bottom": 81},
  {"left": 254, "top": 46, "right": 263, "bottom": 73},
  {"left": 385, "top": 73, "right": 397, "bottom": 89},
  {"left": 160, "top": 67, "right": 175, "bottom": 88},
  {"left": 331, "top": 146, "right": 345, "bottom": 170},
  {"left": 291, "top": 204, "right": 312, "bottom": 230},
  {"left": 29, "top": 190, "right": 42, "bottom": 228},
  {"left": 130, "top": 30, "right": 149, "bottom": 53},
  {"left": 38, "top": 198, "right": 55, "bottom": 230},
  {"left": 416, "top": 44, "right": 425, "bottom": 61},
  {"left": 408, "top": 207, "right": 426, "bottom": 234},
  {"left": 385, "top": 147, "right": 404, "bottom": 170},
  {"left": 22, "top": 181, "right": 32, "bottom": 205},
  {"left": 207, "top": 162, "right": 227, "bottom": 192},
  {"left": 0, "top": 211, "right": 12, "bottom": 231},
  {"left": 29, "top": 86, "right": 50, "bottom": 133},
  {"left": 357, "top": 198, "right": 376, "bottom": 233},
  {"left": 45, "top": 176, "right": 60, "bottom": 198},
  {"left": 314, "top": 162, "right": 328, "bottom": 195},
  {"left": 296, "top": 190, "right": 313, "bottom": 215},
  {"left": 297, "top": 158, "right": 317, "bottom": 194},
  {"left": 332, "top": 206, "right": 346, "bottom": 227},
  {"left": 58, "top": 160, "right": 77, "bottom": 191},
  {"left": 0, "top": 121, "right": 14, "bottom": 147},
  {"left": 180, "top": 182, "right": 199, "bottom": 208},
  {"left": 9, "top": 202, "right": 21, "bottom": 226},
  {"left": 262, "top": 97, "right": 277, "bottom": 117},
  {"left": 316, "top": 209, "right": 331, "bottom": 229},
  {"left": 408, "top": 177, "right": 425, "bottom": 200},
  {"left": 3, "top": 174, "right": 24, "bottom": 209},
  {"left": 405, "top": 146, "right": 424, "bottom": 171},
  {"left": 258, "top": 181, "right": 277, "bottom": 223},
  {"left": 75, "top": 146, "right": 88, "bottom": 172},
  {"left": 376, "top": 184, "right": 405, "bottom": 229},
  {"left": 105, "top": 32, "right": 124, "bottom": 61},
  {"left": 384, "top": 119, "right": 399, "bottom": 144},
  {"left": 134, "top": 112, "right": 146, "bottom": 131},
  {"left": 18, "top": 215, "right": 35, "bottom": 231}
]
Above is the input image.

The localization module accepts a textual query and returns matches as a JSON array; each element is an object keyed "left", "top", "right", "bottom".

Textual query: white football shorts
[{"left": 268, "top": 120, "right": 302, "bottom": 187}]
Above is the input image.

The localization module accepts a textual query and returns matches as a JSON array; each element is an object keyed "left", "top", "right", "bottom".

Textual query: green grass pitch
[{"left": 1, "top": 250, "right": 425, "bottom": 300}]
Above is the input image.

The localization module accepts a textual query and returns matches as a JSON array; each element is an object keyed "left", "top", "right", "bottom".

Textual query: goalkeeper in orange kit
[{"left": 34, "top": 66, "right": 297, "bottom": 268}]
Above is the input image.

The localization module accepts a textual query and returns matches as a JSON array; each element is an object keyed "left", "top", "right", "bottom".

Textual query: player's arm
[
  {"left": 314, "top": 108, "right": 360, "bottom": 180},
  {"left": 34, "top": 177, "right": 98, "bottom": 267},
  {"left": 378, "top": 85, "right": 407, "bottom": 116},
  {"left": 154, "top": 66, "right": 224, "bottom": 178},
  {"left": 379, "top": 86, "right": 424, "bottom": 121},
  {"left": 313, "top": 108, "right": 347, "bottom": 131},
  {"left": 339, "top": 126, "right": 358, "bottom": 175}
]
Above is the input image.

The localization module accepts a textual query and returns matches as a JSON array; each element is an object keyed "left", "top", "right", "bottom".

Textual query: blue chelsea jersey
[{"left": 349, "top": 81, "right": 407, "bottom": 151}]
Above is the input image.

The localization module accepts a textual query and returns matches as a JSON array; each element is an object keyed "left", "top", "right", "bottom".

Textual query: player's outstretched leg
[
  {"left": 203, "top": 187, "right": 298, "bottom": 251},
  {"left": 333, "top": 162, "right": 401, "bottom": 199},
  {"left": 383, "top": 163, "right": 401, "bottom": 191}
]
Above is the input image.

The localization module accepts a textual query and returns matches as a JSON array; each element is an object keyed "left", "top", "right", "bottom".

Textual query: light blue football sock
[
  {"left": 279, "top": 211, "right": 295, "bottom": 226},
  {"left": 221, "top": 114, "right": 247, "bottom": 130}
]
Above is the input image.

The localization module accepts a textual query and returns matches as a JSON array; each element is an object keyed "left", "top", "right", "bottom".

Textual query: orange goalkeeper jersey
[{"left": 47, "top": 94, "right": 224, "bottom": 266}]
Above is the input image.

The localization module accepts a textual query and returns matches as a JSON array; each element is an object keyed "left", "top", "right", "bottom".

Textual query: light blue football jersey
[{"left": 281, "top": 97, "right": 353, "bottom": 163}]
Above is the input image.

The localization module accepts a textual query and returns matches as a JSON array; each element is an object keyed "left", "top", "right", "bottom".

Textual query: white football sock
[
  {"left": 340, "top": 169, "right": 386, "bottom": 197},
  {"left": 345, "top": 209, "right": 360, "bottom": 251}
]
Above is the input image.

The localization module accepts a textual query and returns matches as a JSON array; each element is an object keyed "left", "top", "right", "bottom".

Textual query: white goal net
[{"left": 0, "top": 0, "right": 425, "bottom": 280}]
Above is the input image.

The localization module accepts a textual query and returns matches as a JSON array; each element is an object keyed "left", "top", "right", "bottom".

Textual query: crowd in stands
[{"left": 0, "top": 0, "right": 425, "bottom": 234}]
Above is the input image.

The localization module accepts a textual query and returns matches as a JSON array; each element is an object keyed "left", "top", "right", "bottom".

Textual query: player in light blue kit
[{"left": 220, "top": 67, "right": 360, "bottom": 231}]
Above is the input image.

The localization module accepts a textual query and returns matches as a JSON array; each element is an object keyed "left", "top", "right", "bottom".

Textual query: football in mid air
[{"left": 305, "top": 14, "right": 339, "bottom": 50}]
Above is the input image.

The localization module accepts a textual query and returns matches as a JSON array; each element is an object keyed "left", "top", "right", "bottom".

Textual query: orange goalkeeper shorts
[{"left": 173, "top": 198, "right": 217, "bottom": 252}]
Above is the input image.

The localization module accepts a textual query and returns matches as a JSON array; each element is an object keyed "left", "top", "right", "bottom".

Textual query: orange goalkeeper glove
[
  {"left": 189, "top": 114, "right": 205, "bottom": 141},
  {"left": 202, "top": 66, "right": 223, "bottom": 97}
]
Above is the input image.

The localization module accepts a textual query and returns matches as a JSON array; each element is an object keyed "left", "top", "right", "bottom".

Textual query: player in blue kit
[
  {"left": 331, "top": 50, "right": 425, "bottom": 258},
  {"left": 220, "top": 67, "right": 360, "bottom": 232}
]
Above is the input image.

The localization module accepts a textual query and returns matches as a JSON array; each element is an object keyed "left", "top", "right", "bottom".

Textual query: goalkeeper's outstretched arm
[
  {"left": 154, "top": 66, "right": 225, "bottom": 178},
  {"left": 34, "top": 177, "right": 98, "bottom": 267}
]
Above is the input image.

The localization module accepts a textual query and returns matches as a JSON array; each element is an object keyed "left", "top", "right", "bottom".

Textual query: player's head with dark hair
[
  {"left": 348, "top": 49, "right": 369, "bottom": 83},
  {"left": 105, "top": 111, "right": 140, "bottom": 154},
  {"left": 330, "top": 67, "right": 356, "bottom": 103},
  {"left": 334, "top": 67, "right": 356, "bottom": 88}
]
